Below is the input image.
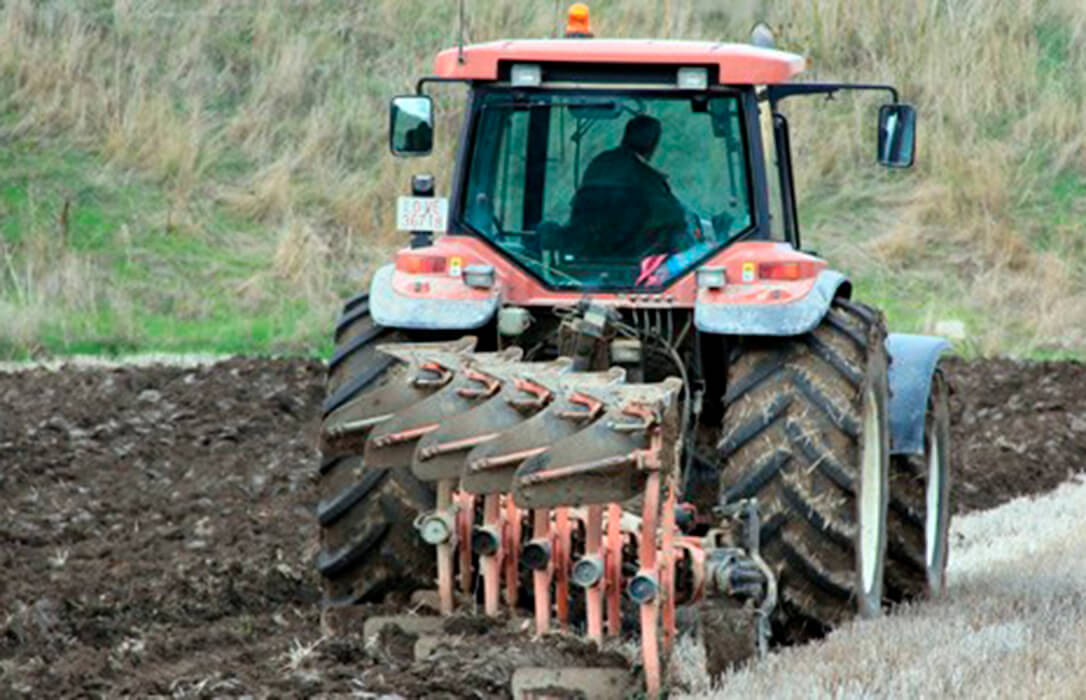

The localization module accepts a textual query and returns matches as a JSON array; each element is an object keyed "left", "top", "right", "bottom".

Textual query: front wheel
[{"left": 885, "top": 368, "right": 952, "bottom": 601}]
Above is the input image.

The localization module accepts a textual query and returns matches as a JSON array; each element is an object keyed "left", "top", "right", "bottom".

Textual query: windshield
[{"left": 460, "top": 90, "right": 754, "bottom": 289}]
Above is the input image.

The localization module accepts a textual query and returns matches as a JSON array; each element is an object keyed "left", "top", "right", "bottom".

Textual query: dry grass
[
  {"left": 678, "top": 475, "right": 1086, "bottom": 699},
  {"left": 0, "top": 0, "right": 1084, "bottom": 355}
]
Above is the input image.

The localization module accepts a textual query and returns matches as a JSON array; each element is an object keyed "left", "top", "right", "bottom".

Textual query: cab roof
[{"left": 433, "top": 39, "right": 806, "bottom": 85}]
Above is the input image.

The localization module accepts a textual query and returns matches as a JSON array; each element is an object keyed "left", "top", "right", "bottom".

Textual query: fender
[
  {"left": 694, "top": 269, "right": 849, "bottom": 336},
  {"left": 369, "top": 264, "right": 500, "bottom": 330},
  {"left": 885, "top": 333, "right": 950, "bottom": 455}
]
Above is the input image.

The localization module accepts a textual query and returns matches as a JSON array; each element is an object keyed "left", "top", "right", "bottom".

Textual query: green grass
[
  {"left": 0, "top": 139, "right": 333, "bottom": 359},
  {"left": 0, "top": 144, "right": 148, "bottom": 252},
  {"left": 1035, "top": 17, "right": 1076, "bottom": 87},
  {"left": 32, "top": 304, "right": 329, "bottom": 358}
]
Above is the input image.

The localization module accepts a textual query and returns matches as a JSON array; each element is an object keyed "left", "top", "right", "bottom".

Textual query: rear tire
[
  {"left": 316, "top": 295, "right": 436, "bottom": 605},
  {"left": 885, "top": 368, "right": 951, "bottom": 601},
  {"left": 716, "top": 299, "right": 890, "bottom": 633}
]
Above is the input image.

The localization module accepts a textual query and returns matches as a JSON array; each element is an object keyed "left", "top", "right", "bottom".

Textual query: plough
[{"left": 323, "top": 339, "right": 775, "bottom": 695}]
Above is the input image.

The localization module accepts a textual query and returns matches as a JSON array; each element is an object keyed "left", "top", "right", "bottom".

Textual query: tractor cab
[{"left": 388, "top": 11, "right": 916, "bottom": 295}]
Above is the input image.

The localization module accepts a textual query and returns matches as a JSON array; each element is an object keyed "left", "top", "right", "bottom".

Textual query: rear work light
[
  {"left": 677, "top": 67, "right": 708, "bottom": 90},
  {"left": 757, "top": 261, "right": 820, "bottom": 281},
  {"left": 396, "top": 253, "right": 447, "bottom": 274},
  {"left": 463, "top": 264, "right": 496, "bottom": 289},
  {"left": 510, "top": 63, "right": 542, "bottom": 87},
  {"left": 695, "top": 266, "right": 726, "bottom": 290}
]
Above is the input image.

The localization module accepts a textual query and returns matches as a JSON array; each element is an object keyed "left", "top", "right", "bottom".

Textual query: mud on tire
[
  {"left": 885, "top": 368, "right": 951, "bottom": 602},
  {"left": 716, "top": 298, "right": 890, "bottom": 634},
  {"left": 316, "top": 293, "right": 436, "bottom": 604}
]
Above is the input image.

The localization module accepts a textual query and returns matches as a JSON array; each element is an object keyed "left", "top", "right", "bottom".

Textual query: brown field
[
  {"left": 2, "top": 357, "right": 1083, "bottom": 697},
  {"left": 3, "top": 2, "right": 1086, "bottom": 698}
]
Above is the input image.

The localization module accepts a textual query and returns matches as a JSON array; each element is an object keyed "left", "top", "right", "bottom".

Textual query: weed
[{"left": 282, "top": 636, "right": 327, "bottom": 673}]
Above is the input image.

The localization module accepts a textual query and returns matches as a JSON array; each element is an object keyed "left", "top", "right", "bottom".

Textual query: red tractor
[{"left": 317, "top": 6, "right": 950, "bottom": 694}]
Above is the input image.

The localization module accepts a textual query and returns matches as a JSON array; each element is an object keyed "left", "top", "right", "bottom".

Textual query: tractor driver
[{"left": 569, "top": 115, "right": 687, "bottom": 259}]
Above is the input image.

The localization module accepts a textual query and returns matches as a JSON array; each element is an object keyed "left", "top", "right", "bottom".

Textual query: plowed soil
[{"left": 1, "top": 356, "right": 1083, "bottom": 697}]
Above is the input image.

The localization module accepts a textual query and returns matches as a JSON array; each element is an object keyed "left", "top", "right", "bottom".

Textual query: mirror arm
[
  {"left": 415, "top": 76, "right": 471, "bottom": 95},
  {"left": 767, "top": 82, "right": 899, "bottom": 110}
]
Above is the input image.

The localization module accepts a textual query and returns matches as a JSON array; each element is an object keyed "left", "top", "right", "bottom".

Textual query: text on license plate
[{"left": 396, "top": 196, "right": 449, "bottom": 232}]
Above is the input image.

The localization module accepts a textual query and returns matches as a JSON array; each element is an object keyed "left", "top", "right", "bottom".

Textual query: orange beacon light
[{"left": 565, "top": 4, "right": 593, "bottom": 38}]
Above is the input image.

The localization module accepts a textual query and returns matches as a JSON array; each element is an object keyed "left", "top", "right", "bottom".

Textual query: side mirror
[
  {"left": 877, "top": 103, "right": 916, "bottom": 168},
  {"left": 389, "top": 95, "right": 433, "bottom": 156}
]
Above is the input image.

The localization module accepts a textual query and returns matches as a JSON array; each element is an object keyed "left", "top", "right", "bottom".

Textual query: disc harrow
[{"left": 321, "top": 338, "right": 776, "bottom": 695}]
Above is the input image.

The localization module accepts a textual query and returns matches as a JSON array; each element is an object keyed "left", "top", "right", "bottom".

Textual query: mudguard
[
  {"left": 886, "top": 333, "right": 950, "bottom": 455},
  {"left": 693, "top": 270, "right": 849, "bottom": 336},
  {"left": 369, "top": 264, "right": 500, "bottom": 330}
]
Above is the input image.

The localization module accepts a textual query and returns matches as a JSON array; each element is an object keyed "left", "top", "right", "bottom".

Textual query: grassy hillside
[{"left": 1, "top": 0, "right": 1084, "bottom": 358}]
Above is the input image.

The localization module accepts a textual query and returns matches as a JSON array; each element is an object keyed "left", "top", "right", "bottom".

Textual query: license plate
[{"left": 396, "top": 196, "right": 448, "bottom": 232}]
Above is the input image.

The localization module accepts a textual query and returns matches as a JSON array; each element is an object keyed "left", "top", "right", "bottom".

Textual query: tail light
[
  {"left": 757, "top": 260, "right": 820, "bottom": 281},
  {"left": 396, "top": 253, "right": 447, "bottom": 274}
]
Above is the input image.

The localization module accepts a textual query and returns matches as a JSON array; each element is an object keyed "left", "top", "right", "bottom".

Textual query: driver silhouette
[{"left": 569, "top": 115, "right": 686, "bottom": 259}]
